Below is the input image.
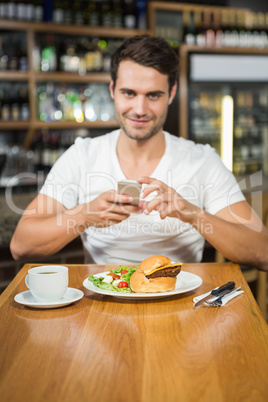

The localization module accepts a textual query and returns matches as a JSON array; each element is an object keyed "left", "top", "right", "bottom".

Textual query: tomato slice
[
  {"left": 120, "top": 270, "right": 129, "bottom": 275},
  {"left": 118, "top": 281, "right": 128, "bottom": 288},
  {"left": 108, "top": 273, "right": 120, "bottom": 280}
]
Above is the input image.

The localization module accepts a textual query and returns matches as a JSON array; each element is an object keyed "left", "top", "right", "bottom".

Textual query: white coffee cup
[{"left": 25, "top": 265, "right": 69, "bottom": 303}]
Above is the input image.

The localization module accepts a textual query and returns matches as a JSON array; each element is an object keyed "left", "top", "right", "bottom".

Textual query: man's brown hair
[{"left": 110, "top": 35, "right": 179, "bottom": 93}]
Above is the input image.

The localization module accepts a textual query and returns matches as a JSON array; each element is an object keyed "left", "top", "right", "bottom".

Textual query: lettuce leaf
[
  {"left": 88, "top": 274, "right": 131, "bottom": 293},
  {"left": 88, "top": 265, "right": 139, "bottom": 293}
]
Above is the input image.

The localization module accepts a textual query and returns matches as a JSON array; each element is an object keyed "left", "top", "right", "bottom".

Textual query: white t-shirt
[{"left": 40, "top": 130, "right": 245, "bottom": 264}]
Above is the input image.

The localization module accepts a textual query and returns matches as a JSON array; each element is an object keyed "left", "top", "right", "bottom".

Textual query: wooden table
[{"left": 0, "top": 262, "right": 267, "bottom": 402}]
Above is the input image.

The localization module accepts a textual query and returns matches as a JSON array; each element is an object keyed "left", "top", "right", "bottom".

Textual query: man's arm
[
  {"left": 10, "top": 192, "right": 140, "bottom": 260},
  {"left": 139, "top": 176, "right": 268, "bottom": 271},
  {"left": 196, "top": 201, "right": 268, "bottom": 271},
  {"left": 10, "top": 194, "right": 84, "bottom": 260}
]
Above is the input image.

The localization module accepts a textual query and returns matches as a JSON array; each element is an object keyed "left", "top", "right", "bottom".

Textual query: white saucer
[{"left": 14, "top": 287, "right": 84, "bottom": 309}]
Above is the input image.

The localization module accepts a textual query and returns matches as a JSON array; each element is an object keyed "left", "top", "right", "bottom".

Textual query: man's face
[{"left": 109, "top": 60, "right": 177, "bottom": 141}]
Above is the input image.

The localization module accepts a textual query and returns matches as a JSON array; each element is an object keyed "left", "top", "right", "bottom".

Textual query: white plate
[
  {"left": 14, "top": 287, "right": 84, "bottom": 309},
  {"left": 83, "top": 271, "right": 202, "bottom": 300}
]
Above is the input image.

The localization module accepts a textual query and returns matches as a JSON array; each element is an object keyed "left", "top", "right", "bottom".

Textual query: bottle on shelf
[
  {"left": 25, "top": 0, "right": 34, "bottom": 21},
  {"left": 18, "top": 36, "right": 28, "bottom": 71},
  {"left": 182, "top": 10, "right": 191, "bottom": 44},
  {"left": 63, "top": 0, "right": 72, "bottom": 24},
  {"left": 73, "top": 0, "right": 84, "bottom": 25},
  {"left": 34, "top": 0, "right": 43, "bottom": 22},
  {"left": 73, "top": 87, "right": 85, "bottom": 123},
  {"left": 38, "top": 83, "right": 55, "bottom": 122},
  {"left": 41, "top": 35, "right": 57, "bottom": 72},
  {"left": 259, "top": 13, "right": 268, "bottom": 48},
  {"left": 88, "top": 0, "right": 100, "bottom": 26},
  {"left": 93, "top": 37, "right": 103, "bottom": 72},
  {"left": 33, "top": 40, "right": 41, "bottom": 71},
  {"left": 137, "top": 0, "right": 147, "bottom": 30},
  {"left": 82, "top": 0, "right": 90, "bottom": 25},
  {"left": 236, "top": 11, "right": 247, "bottom": 48},
  {"left": 60, "top": 38, "right": 80, "bottom": 73},
  {"left": 1, "top": 86, "right": 11, "bottom": 121},
  {"left": 10, "top": 86, "right": 20, "bottom": 121},
  {"left": 203, "top": 9, "right": 215, "bottom": 47},
  {"left": 0, "top": 36, "right": 8, "bottom": 70},
  {"left": 213, "top": 11, "right": 224, "bottom": 47},
  {"left": 53, "top": 0, "right": 64, "bottom": 24},
  {"left": 84, "top": 37, "right": 103, "bottom": 73},
  {"left": 123, "top": 0, "right": 136, "bottom": 29},
  {"left": 0, "top": 0, "right": 7, "bottom": 19},
  {"left": 8, "top": 36, "right": 19, "bottom": 70},
  {"left": 84, "top": 39, "right": 95, "bottom": 73},
  {"left": 112, "top": 0, "right": 123, "bottom": 28},
  {"left": 99, "top": 0, "right": 112, "bottom": 27},
  {"left": 16, "top": 1, "right": 25, "bottom": 20},
  {"left": 76, "top": 38, "right": 87, "bottom": 76},
  {"left": 184, "top": 10, "right": 196, "bottom": 46},
  {"left": 229, "top": 10, "right": 240, "bottom": 47},
  {"left": 6, "top": 0, "right": 16, "bottom": 20},
  {"left": 194, "top": 10, "right": 206, "bottom": 47},
  {"left": 19, "top": 85, "right": 30, "bottom": 120},
  {"left": 99, "top": 38, "right": 111, "bottom": 72},
  {"left": 252, "top": 12, "right": 268, "bottom": 48}
]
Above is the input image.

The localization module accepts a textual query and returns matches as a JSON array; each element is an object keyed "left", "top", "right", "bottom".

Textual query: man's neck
[{"left": 116, "top": 130, "right": 166, "bottom": 180}]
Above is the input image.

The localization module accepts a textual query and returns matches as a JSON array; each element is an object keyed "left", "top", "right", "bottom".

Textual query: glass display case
[{"left": 187, "top": 51, "right": 268, "bottom": 176}]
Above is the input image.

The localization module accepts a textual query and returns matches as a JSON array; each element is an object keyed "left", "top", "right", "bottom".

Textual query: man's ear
[
  {"left": 109, "top": 80, "right": 115, "bottom": 99},
  {"left": 168, "top": 82, "right": 177, "bottom": 105}
]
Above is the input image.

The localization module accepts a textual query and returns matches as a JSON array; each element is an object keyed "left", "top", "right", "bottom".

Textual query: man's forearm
[
  {"left": 10, "top": 206, "right": 88, "bottom": 260},
  {"left": 194, "top": 209, "right": 268, "bottom": 270},
  {"left": 10, "top": 190, "right": 136, "bottom": 261}
]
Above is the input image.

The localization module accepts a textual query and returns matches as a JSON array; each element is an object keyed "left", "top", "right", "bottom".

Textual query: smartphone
[{"left": 117, "top": 180, "right": 142, "bottom": 206}]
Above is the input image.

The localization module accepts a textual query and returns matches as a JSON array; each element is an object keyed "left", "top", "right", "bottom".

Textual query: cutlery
[
  {"left": 206, "top": 286, "right": 242, "bottom": 306},
  {"left": 193, "top": 281, "right": 235, "bottom": 309}
]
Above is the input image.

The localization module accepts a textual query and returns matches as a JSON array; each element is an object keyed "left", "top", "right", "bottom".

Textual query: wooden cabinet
[{"left": 0, "top": 19, "right": 148, "bottom": 147}]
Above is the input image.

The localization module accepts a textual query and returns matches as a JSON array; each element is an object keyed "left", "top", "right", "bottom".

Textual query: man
[{"left": 10, "top": 35, "right": 268, "bottom": 270}]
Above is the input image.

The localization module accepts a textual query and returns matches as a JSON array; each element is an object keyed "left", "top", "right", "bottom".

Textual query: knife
[{"left": 193, "top": 281, "right": 235, "bottom": 309}]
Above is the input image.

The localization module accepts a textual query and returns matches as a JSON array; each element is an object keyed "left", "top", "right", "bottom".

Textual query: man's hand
[
  {"left": 138, "top": 176, "right": 199, "bottom": 224},
  {"left": 82, "top": 189, "right": 141, "bottom": 228}
]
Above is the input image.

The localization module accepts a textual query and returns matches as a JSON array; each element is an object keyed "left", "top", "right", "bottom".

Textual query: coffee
[{"left": 25, "top": 265, "right": 69, "bottom": 302}]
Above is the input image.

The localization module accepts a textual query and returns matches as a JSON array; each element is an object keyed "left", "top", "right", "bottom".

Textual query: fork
[{"left": 206, "top": 286, "right": 242, "bottom": 306}]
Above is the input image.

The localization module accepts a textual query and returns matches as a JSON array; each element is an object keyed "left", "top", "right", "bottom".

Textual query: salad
[{"left": 88, "top": 266, "right": 138, "bottom": 293}]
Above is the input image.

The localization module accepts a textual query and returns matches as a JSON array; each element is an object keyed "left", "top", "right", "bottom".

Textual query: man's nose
[{"left": 133, "top": 96, "right": 147, "bottom": 116}]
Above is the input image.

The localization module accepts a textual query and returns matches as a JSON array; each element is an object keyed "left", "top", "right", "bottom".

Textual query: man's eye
[
  {"left": 149, "top": 94, "right": 160, "bottom": 100},
  {"left": 124, "top": 91, "right": 134, "bottom": 97}
]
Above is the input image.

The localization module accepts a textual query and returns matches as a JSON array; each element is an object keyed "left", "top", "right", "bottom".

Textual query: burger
[{"left": 130, "top": 255, "right": 182, "bottom": 293}]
